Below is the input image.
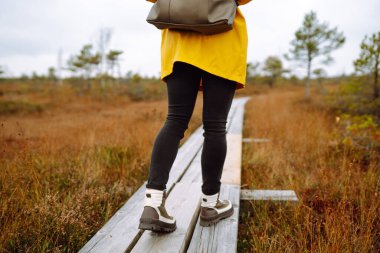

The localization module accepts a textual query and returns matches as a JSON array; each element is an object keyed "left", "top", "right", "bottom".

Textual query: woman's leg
[
  {"left": 200, "top": 72, "right": 236, "bottom": 195},
  {"left": 146, "top": 61, "right": 202, "bottom": 190}
]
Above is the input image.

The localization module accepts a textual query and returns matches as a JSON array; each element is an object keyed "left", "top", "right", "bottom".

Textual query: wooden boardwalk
[{"left": 79, "top": 96, "right": 251, "bottom": 253}]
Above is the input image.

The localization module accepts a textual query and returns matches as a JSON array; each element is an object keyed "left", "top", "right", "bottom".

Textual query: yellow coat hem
[{"left": 161, "top": 60, "right": 246, "bottom": 92}]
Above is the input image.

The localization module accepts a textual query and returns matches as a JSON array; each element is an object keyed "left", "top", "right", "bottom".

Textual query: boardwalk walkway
[{"left": 79, "top": 96, "right": 251, "bottom": 253}]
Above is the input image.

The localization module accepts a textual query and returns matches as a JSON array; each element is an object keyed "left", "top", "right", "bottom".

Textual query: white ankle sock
[
  {"left": 201, "top": 192, "right": 219, "bottom": 207},
  {"left": 144, "top": 188, "right": 164, "bottom": 207}
]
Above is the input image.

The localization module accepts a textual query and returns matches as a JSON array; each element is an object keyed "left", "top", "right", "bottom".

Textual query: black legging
[{"left": 146, "top": 61, "right": 236, "bottom": 195}]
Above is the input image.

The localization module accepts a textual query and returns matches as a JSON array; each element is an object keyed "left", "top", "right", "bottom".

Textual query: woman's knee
[
  {"left": 163, "top": 116, "right": 190, "bottom": 139},
  {"left": 202, "top": 119, "right": 227, "bottom": 137}
]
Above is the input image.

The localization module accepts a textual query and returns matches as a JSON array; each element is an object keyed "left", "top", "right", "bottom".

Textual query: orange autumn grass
[
  {"left": 239, "top": 87, "right": 379, "bottom": 252},
  {"left": 0, "top": 84, "right": 202, "bottom": 252},
  {"left": 0, "top": 82, "right": 379, "bottom": 252}
]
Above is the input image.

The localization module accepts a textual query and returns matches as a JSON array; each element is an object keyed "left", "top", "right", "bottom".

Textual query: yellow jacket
[{"left": 146, "top": 0, "right": 252, "bottom": 91}]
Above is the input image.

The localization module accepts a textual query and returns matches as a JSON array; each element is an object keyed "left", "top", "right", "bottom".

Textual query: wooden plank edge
[
  {"left": 180, "top": 198, "right": 201, "bottom": 253},
  {"left": 240, "top": 189, "right": 299, "bottom": 201},
  {"left": 242, "top": 138, "right": 271, "bottom": 143}
]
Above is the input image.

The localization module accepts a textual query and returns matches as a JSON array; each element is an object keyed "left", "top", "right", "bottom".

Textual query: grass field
[
  {"left": 239, "top": 87, "right": 379, "bottom": 252},
  {"left": 0, "top": 81, "right": 379, "bottom": 252}
]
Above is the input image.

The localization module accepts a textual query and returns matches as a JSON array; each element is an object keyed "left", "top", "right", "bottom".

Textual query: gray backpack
[{"left": 146, "top": 0, "right": 239, "bottom": 35}]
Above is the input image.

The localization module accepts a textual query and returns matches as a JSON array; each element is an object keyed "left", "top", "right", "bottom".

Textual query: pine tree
[
  {"left": 354, "top": 31, "right": 380, "bottom": 99},
  {"left": 285, "top": 10, "right": 345, "bottom": 99}
]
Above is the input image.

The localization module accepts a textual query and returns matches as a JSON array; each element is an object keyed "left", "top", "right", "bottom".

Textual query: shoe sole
[
  {"left": 139, "top": 218, "right": 177, "bottom": 233},
  {"left": 199, "top": 206, "right": 234, "bottom": 227}
]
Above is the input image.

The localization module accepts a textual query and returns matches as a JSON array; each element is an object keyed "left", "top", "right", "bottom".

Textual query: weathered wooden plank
[
  {"left": 240, "top": 189, "right": 299, "bottom": 201},
  {"left": 131, "top": 182, "right": 202, "bottom": 253},
  {"left": 187, "top": 184, "right": 241, "bottom": 253},
  {"left": 221, "top": 134, "right": 242, "bottom": 185},
  {"left": 178, "top": 146, "right": 203, "bottom": 184},
  {"left": 221, "top": 97, "right": 250, "bottom": 185},
  {"left": 226, "top": 97, "right": 239, "bottom": 124},
  {"left": 227, "top": 98, "right": 248, "bottom": 135},
  {"left": 242, "top": 138, "right": 271, "bottom": 143}
]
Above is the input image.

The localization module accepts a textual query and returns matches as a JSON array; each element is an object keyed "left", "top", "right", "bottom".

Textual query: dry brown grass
[
  {"left": 0, "top": 82, "right": 202, "bottom": 252},
  {"left": 1, "top": 81, "right": 379, "bottom": 252},
  {"left": 239, "top": 86, "right": 379, "bottom": 252}
]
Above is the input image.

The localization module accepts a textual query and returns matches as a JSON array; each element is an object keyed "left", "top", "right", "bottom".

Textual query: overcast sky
[{"left": 0, "top": 0, "right": 379, "bottom": 78}]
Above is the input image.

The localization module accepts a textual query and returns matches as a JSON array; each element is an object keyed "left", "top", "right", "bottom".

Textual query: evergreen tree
[
  {"left": 263, "top": 56, "right": 285, "bottom": 88},
  {"left": 354, "top": 31, "right": 380, "bottom": 99},
  {"left": 285, "top": 10, "right": 345, "bottom": 99},
  {"left": 67, "top": 44, "right": 101, "bottom": 91}
]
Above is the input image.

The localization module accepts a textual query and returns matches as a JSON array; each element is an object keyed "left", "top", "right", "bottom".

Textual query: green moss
[{"left": 0, "top": 100, "right": 44, "bottom": 115}]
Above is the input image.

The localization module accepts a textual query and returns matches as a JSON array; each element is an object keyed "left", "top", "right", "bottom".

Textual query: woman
[{"left": 139, "top": 0, "right": 252, "bottom": 232}]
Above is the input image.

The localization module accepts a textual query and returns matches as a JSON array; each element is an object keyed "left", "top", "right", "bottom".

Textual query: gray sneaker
[
  {"left": 199, "top": 192, "right": 234, "bottom": 227},
  {"left": 138, "top": 188, "right": 177, "bottom": 233}
]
